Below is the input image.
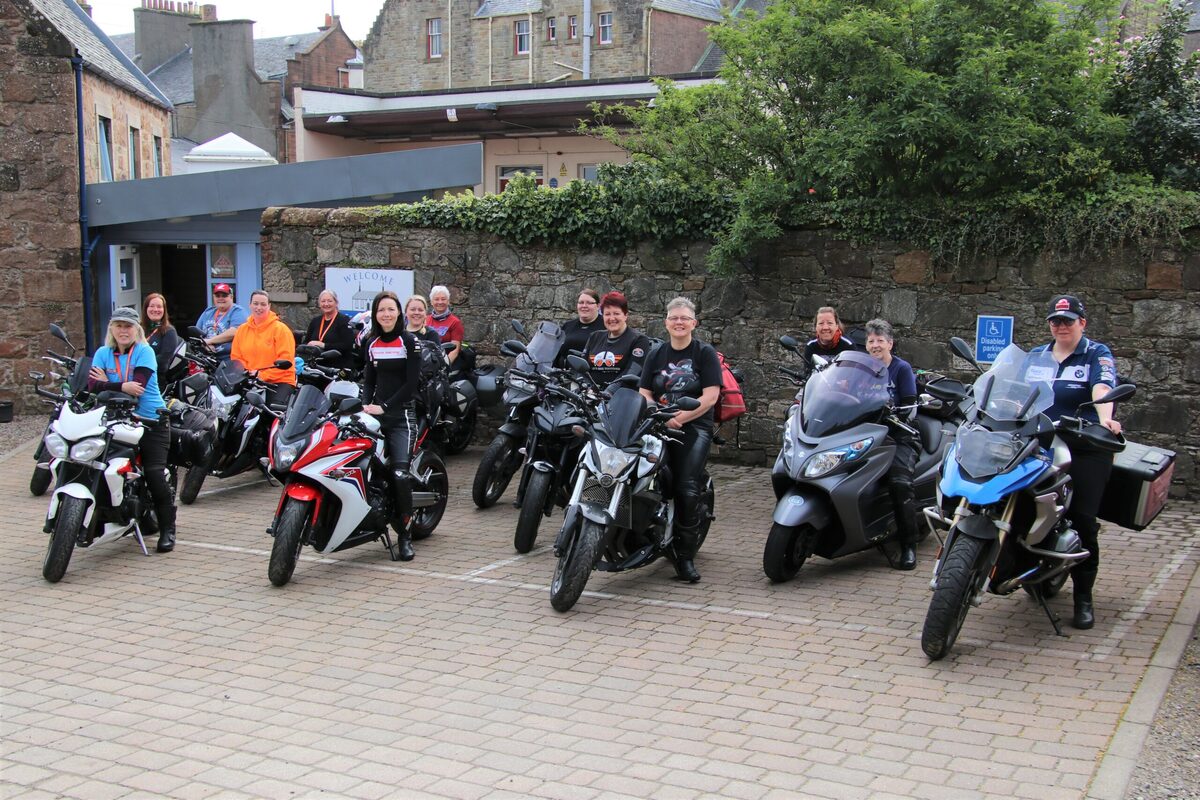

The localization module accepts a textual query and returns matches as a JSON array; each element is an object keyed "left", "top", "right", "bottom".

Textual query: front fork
[{"left": 928, "top": 495, "right": 1015, "bottom": 603}]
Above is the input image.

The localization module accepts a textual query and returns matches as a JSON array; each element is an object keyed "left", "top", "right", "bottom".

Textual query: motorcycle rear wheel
[
  {"left": 268, "top": 498, "right": 308, "bottom": 587},
  {"left": 30, "top": 464, "right": 52, "bottom": 497},
  {"left": 443, "top": 405, "right": 477, "bottom": 455},
  {"left": 179, "top": 463, "right": 209, "bottom": 505},
  {"left": 550, "top": 518, "right": 603, "bottom": 612},
  {"left": 411, "top": 453, "right": 448, "bottom": 540},
  {"left": 43, "top": 495, "right": 85, "bottom": 583},
  {"left": 762, "top": 522, "right": 813, "bottom": 583},
  {"left": 514, "top": 469, "right": 552, "bottom": 553},
  {"left": 921, "top": 533, "right": 988, "bottom": 660},
  {"left": 471, "top": 435, "right": 518, "bottom": 509}
]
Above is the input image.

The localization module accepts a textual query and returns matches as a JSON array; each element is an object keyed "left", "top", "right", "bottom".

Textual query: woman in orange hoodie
[{"left": 231, "top": 290, "right": 297, "bottom": 408}]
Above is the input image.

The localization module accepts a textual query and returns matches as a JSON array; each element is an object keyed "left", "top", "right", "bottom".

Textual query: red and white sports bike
[{"left": 253, "top": 381, "right": 448, "bottom": 586}]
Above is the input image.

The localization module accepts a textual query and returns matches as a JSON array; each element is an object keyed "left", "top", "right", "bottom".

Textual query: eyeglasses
[
  {"left": 577, "top": 300, "right": 597, "bottom": 306},
  {"left": 666, "top": 316, "right": 696, "bottom": 323},
  {"left": 1049, "top": 317, "right": 1077, "bottom": 327}
]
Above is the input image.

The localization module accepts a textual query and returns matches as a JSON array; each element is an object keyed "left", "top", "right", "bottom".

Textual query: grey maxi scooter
[{"left": 763, "top": 342, "right": 964, "bottom": 582}]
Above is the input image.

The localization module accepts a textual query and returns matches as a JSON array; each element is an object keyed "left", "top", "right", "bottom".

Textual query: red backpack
[{"left": 714, "top": 351, "right": 746, "bottom": 425}]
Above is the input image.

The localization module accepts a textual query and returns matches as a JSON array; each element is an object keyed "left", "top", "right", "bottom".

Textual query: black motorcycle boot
[
  {"left": 156, "top": 505, "right": 176, "bottom": 553},
  {"left": 893, "top": 508, "right": 919, "bottom": 571},
  {"left": 672, "top": 524, "right": 701, "bottom": 584},
  {"left": 389, "top": 470, "right": 414, "bottom": 561},
  {"left": 1072, "top": 569, "right": 1096, "bottom": 630}
]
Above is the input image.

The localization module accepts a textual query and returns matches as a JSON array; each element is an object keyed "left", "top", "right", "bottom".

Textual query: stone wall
[
  {"left": 0, "top": 0, "right": 87, "bottom": 411},
  {"left": 259, "top": 207, "right": 1199, "bottom": 497}
]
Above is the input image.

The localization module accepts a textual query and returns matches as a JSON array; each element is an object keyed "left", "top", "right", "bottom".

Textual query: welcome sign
[{"left": 325, "top": 268, "right": 415, "bottom": 315}]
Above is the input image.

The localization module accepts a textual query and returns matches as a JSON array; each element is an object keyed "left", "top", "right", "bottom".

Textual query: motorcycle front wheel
[
  {"left": 30, "top": 464, "right": 52, "bottom": 497},
  {"left": 921, "top": 533, "right": 989, "bottom": 660},
  {"left": 762, "top": 522, "right": 814, "bottom": 583},
  {"left": 411, "top": 453, "right": 449, "bottom": 540},
  {"left": 179, "top": 462, "right": 209, "bottom": 505},
  {"left": 43, "top": 495, "right": 86, "bottom": 583},
  {"left": 514, "top": 469, "right": 552, "bottom": 553},
  {"left": 550, "top": 518, "right": 604, "bottom": 612},
  {"left": 268, "top": 498, "right": 309, "bottom": 587},
  {"left": 471, "top": 434, "right": 519, "bottom": 509}
]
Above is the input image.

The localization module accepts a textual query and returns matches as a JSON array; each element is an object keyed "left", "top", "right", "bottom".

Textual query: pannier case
[{"left": 1097, "top": 440, "right": 1175, "bottom": 531}]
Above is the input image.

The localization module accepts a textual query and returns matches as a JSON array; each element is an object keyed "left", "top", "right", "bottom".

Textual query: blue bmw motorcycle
[{"left": 920, "top": 341, "right": 1134, "bottom": 661}]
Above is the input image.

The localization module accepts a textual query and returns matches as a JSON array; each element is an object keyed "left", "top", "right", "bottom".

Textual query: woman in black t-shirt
[
  {"left": 638, "top": 297, "right": 722, "bottom": 583},
  {"left": 584, "top": 291, "right": 651, "bottom": 389},
  {"left": 362, "top": 291, "right": 422, "bottom": 561},
  {"left": 559, "top": 288, "right": 604, "bottom": 365},
  {"left": 304, "top": 290, "right": 357, "bottom": 371}
]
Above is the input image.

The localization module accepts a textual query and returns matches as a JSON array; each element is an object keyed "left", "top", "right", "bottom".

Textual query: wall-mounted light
[
  {"left": 446, "top": 108, "right": 458, "bottom": 122},
  {"left": 326, "top": 114, "right": 348, "bottom": 124}
]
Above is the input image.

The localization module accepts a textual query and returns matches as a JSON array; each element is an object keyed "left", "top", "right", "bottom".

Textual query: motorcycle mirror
[
  {"left": 500, "top": 340, "right": 526, "bottom": 358},
  {"left": 318, "top": 349, "right": 341, "bottom": 362},
  {"left": 338, "top": 397, "right": 363, "bottom": 415},
  {"left": 949, "top": 337, "right": 982, "bottom": 372},
  {"left": 187, "top": 325, "right": 205, "bottom": 340},
  {"left": 510, "top": 319, "right": 527, "bottom": 338},
  {"left": 29, "top": 371, "right": 45, "bottom": 382},
  {"left": 273, "top": 360, "right": 293, "bottom": 371},
  {"left": 675, "top": 396, "right": 701, "bottom": 412},
  {"left": 245, "top": 392, "right": 265, "bottom": 409},
  {"left": 566, "top": 354, "right": 590, "bottom": 373},
  {"left": 1078, "top": 382, "right": 1136, "bottom": 411},
  {"left": 919, "top": 393, "right": 944, "bottom": 411},
  {"left": 49, "top": 323, "right": 71, "bottom": 347},
  {"left": 779, "top": 335, "right": 800, "bottom": 352}
]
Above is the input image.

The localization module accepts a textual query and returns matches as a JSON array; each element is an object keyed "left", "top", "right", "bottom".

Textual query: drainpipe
[
  {"left": 645, "top": 7, "right": 652, "bottom": 75},
  {"left": 528, "top": 11, "right": 533, "bottom": 82},
  {"left": 446, "top": 0, "right": 452, "bottom": 88},
  {"left": 488, "top": 17, "right": 493, "bottom": 84},
  {"left": 582, "top": 0, "right": 591, "bottom": 79},
  {"left": 72, "top": 53, "right": 99, "bottom": 352}
]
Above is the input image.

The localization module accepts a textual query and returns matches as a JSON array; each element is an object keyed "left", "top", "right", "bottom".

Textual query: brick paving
[{"left": 0, "top": 440, "right": 1196, "bottom": 800}]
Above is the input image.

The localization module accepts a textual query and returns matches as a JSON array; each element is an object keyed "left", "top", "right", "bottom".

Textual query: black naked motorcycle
[
  {"left": 762, "top": 339, "right": 964, "bottom": 582},
  {"left": 549, "top": 368, "right": 714, "bottom": 612},
  {"left": 505, "top": 359, "right": 598, "bottom": 553},
  {"left": 471, "top": 320, "right": 564, "bottom": 508}
]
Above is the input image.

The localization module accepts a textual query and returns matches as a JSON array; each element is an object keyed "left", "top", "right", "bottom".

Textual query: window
[
  {"left": 152, "top": 136, "right": 164, "bottom": 177},
  {"left": 498, "top": 165, "right": 543, "bottom": 192},
  {"left": 598, "top": 12, "right": 613, "bottom": 44},
  {"left": 578, "top": 164, "right": 600, "bottom": 182},
  {"left": 547, "top": 16, "right": 556, "bottom": 41},
  {"left": 514, "top": 19, "right": 530, "bottom": 55},
  {"left": 97, "top": 116, "right": 113, "bottom": 182},
  {"left": 427, "top": 18, "right": 442, "bottom": 59},
  {"left": 568, "top": 15, "right": 578, "bottom": 39},
  {"left": 128, "top": 127, "right": 141, "bottom": 179}
]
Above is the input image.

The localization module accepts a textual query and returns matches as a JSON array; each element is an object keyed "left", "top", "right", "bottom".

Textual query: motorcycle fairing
[
  {"left": 939, "top": 447, "right": 1049, "bottom": 506},
  {"left": 771, "top": 488, "right": 833, "bottom": 530}
]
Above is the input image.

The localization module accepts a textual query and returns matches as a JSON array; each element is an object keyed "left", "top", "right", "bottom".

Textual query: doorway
[{"left": 161, "top": 245, "right": 209, "bottom": 329}]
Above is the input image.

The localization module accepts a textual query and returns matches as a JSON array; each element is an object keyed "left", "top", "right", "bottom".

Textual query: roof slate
[
  {"left": 26, "top": 0, "right": 171, "bottom": 108},
  {"left": 650, "top": 0, "right": 723, "bottom": 22},
  {"left": 693, "top": 0, "right": 768, "bottom": 72},
  {"left": 474, "top": 1, "right": 543, "bottom": 19}
]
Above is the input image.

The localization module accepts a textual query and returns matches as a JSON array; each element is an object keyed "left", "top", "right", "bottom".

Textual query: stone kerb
[{"left": 260, "top": 207, "right": 1200, "bottom": 497}]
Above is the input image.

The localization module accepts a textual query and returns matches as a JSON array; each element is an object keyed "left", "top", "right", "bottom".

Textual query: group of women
[{"left": 86, "top": 286, "right": 1123, "bottom": 628}]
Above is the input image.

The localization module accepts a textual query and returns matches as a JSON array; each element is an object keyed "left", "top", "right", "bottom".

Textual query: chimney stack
[
  {"left": 76, "top": 1, "right": 93, "bottom": 17},
  {"left": 201, "top": 4, "right": 217, "bottom": 22}
]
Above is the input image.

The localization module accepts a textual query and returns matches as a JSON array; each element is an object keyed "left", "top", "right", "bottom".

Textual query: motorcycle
[
  {"left": 33, "top": 381, "right": 166, "bottom": 583},
  {"left": 548, "top": 367, "right": 715, "bottom": 612},
  {"left": 256, "top": 381, "right": 449, "bottom": 586},
  {"left": 504, "top": 358, "right": 598, "bottom": 553},
  {"left": 177, "top": 349, "right": 293, "bottom": 505},
  {"left": 919, "top": 340, "right": 1135, "bottom": 660},
  {"left": 471, "top": 320, "right": 565, "bottom": 508},
  {"left": 762, "top": 338, "right": 964, "bottom": 582},
  {"left": 30, "top": 323, "right": 90, "bottom": 497}
]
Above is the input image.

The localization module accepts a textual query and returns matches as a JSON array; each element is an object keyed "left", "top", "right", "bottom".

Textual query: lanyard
[
  {"left": 316, "top": 314, "right": 336, "bottom": 342},
  {"left": 113, "top": 350, "right": 131, "bottom": 383},
  {"left": 211, "top": 307, "right": 227, "bottom": 330}
]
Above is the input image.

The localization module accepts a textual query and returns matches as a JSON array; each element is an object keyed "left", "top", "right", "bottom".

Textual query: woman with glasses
[
  {"left": 638, "top": 297, "right": 721, "bottom": 583},
  {"left": 559, "top": 288, "right": 604, "bottom": 364},
  {"left": 1031, "top": 295, "right": 1122, "bottom": 630}
]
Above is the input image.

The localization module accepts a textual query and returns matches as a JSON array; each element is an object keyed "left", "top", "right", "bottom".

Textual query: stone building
[
  {"left": 363, "top": 0, "right": 728, "bottom": 92},
  {"left": 0, "top": 0, "right": 171, "bottom": 408},
  {"left": 110, "top": 0, "right": 358, "bottom": 161}
]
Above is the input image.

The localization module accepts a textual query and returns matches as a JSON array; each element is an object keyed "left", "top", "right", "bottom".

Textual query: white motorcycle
[{"left": 34, "top": 383, "right": 164, "bottom": 583}]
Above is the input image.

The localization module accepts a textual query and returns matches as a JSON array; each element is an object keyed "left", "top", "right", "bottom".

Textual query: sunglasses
[{"left": 1049, "top": 317, "right": 1078, "bottom": 327}]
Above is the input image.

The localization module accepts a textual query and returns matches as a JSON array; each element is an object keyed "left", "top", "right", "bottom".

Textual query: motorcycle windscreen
[
  {"left": 67, "top": 356, "right": 93, "bottom": 395},
  {"left": 800, "top": 351, "right": 890, "bottom": 438},
  {"left": 214, "top": 359, "right": 247, "bottom": 395},
  {"left": 515, "top": 321, "right": 565, "bottom": 374},
  {"left": 598, "top": 387, "right": 647, "bottom": 448},
  {"left": 972, "top": 344, "right": 1058, "bottom": 421},
  {"left": 280, "top": 384, "right": 329, "bottom": 442}
]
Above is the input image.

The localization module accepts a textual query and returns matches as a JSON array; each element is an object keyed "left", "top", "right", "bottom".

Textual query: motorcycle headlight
[
  {"left": 213, "top": 392, "right": 237, "bottom": 422},
  {"left": 273, "top": 436, "right": 306, "bottom": 471},
  {"left": 506, "top": 376, "right": 534, "bottom": 395},
  {"left": 802, "top": 437, "right": 874, "bottom": 479},
  {"left": 44, "top": 432, "right": 69, "bottom": 459},
  {"left": 595, "top": 443, "right": 637, "bottom": 478},
  {"left": 69, "top": 437, "right": 106, "bottom": 462}
]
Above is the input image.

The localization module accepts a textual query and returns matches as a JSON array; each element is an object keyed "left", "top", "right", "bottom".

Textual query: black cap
[{"left": 1046, "top": 295, "right": 1086, "bottom": 321}]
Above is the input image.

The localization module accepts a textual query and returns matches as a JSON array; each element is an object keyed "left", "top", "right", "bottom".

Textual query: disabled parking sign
[{"left": 975, "top": 315, "right": 1014, "bottom": 364}]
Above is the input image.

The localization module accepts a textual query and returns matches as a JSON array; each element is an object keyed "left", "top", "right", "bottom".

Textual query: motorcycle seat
[{"left": 916, "top": 414, "right": 943, "bottom": 454}]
